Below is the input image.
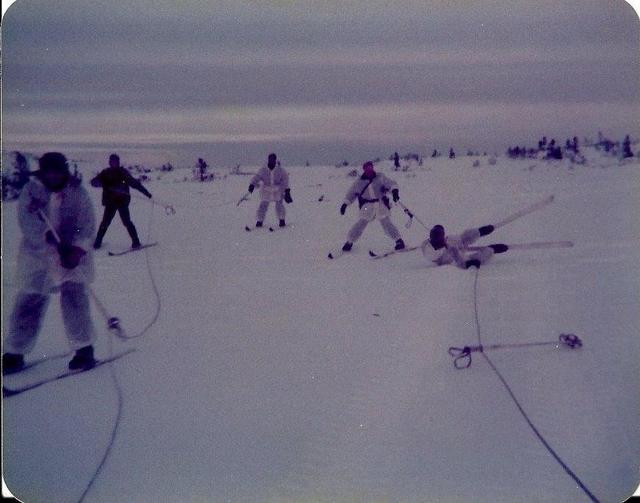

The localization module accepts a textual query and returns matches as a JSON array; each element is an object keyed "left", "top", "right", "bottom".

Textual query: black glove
[
  {"left": 57, "top": 243, "right": 86, "bottom": 269},
  {"left": 248, "top": 184, "right": 255, "bottom": 193},
  {"left": 340, "top": 203, "right": 348, "bottom": 215},
  {"left": 45, "top": 230, "right": 58, "bottom": 245},
  {"left": 145, "top": 190, "right": 153, "bottom": 199},
  {"left": 284, "top": 189, "right": 293, "bottom": 204},
  {"left": 392, "top": 189, "right": 400, "bottom": 203}
]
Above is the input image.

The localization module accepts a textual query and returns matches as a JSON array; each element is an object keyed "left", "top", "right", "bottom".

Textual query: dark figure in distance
[
  {"left": 393, "top": 151, "right": 400, "bottom": 170},
  {"left": 91, "top": 154, "right": 152, "bottom": 249}
]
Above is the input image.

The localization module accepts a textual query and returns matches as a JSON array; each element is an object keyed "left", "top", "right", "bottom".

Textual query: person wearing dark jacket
[{"left": 91, "top": 154, "right": 152, "bottom": 249}]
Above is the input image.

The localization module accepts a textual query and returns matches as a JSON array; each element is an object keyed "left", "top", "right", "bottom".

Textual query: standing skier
[
  {"left": 421, "top": 223, "right": 508, "bottom": 269},
  {"left": 3, "top": 153, "right": 98, "bottom": 373},
  {"left": 339, "top": 161, "right": 405, "bottom": 253},
  {"left": 91, "top": 153, "right": 152, "bottom": 249},
  {"left": 393, "top": 151, "right": 401, "bottom": 170},
  {"left": 247, "top": 153, "right": 292, "bottom": 228}
]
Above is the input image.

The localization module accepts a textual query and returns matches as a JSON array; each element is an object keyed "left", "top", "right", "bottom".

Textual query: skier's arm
[
  {"left": 380, "top": 174, "right": 399, "bottom": 192},
  {"left": 17, "top": 182, "right": 49, "bottom": 248},
  {"left": 249, "top": 169, "right": 263, "bottom": 189},
  {"left": 280, "top": 168, "right": 290, "bottom": 190},
  {"left": 90, "top": 172, "right": 103, "bottom": 188},
  {"left": 449, "top": 245, "right": 467, "bottom": 269},
  {"left": 343, "top": 179, "right": 362, "bottom": 206},
  {"left": 59, "top": 186, "right": 96, "bottom": 251},
  {"left": 125, "top": 172, "right": 152, "bottom": 198}
]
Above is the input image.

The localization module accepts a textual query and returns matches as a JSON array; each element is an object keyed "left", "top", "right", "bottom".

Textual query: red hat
[{"left": 362, "top": 161, "right": 374, "bottom": 171}]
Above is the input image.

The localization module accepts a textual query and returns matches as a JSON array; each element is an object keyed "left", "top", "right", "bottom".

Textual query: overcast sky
[{"left": 2, "top": 0, "right": 639, "bottom": 165}]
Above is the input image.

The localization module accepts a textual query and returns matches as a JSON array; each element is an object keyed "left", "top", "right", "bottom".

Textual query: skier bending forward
[
  {"left": 421, "top": 223, "right": 508, "bottom": 269},
  {"left": 339, "top": 161, "right": 405, "bottom": 252},
  {"left": 3, "top": 153, "right": 98, "bottom": 373},
  {"left": 248, "top": 153, "right": 292, "bottom": 228}
]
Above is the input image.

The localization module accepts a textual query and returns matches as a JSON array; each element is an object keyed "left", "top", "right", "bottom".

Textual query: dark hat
[{"left": 39, "top": 152, "right": 69, "bottom": 173}]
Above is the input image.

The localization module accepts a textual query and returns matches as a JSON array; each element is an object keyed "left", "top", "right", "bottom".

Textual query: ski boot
[
  {"left": 395, "top": 239, "right": 406, "bottom": 251},
  {"left": 69, "top": 345, "right": 96, "bottom": 371},
  {"left": 255, "top": 221, "right": 263, "bottom": 228},
  {"left": 279, "top": 219, "right": 286, "bottom": 228},
  {"left": 132, "top": 240, "right": 142, "bottom": 249},
  {"left": 465, "top": 259, "right": 481, "bottom": 269},
  {"left": 2, "top": 353, "right": 25, "bottom": 375},
  {"left": 342, "top": 242, "right": 353, "bottom": 252}
]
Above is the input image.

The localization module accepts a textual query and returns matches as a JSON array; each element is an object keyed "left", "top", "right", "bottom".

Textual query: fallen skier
[{"left": 421, "top": 224, "right": 507, "bottom": 269}]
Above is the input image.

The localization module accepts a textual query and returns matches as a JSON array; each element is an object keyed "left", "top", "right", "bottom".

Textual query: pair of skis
[
  {"left": 3, "top": 349, "right": 136, "bottom": 398},
  {"left": 245, "top": 225, "right": 275, "bottom": 232},
  {"left": 368, "top": 240, "right": 574, "bottom": 260},
  {"left": 367, "top": 195, "right": 569, "bottom": 259}
]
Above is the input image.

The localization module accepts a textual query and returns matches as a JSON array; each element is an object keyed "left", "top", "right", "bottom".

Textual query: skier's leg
[
  {"left": 256, "top": 201, "right": 269, "bottom": 224},
  {"left": 479, "top": 225, "right": 495, "bottom": 236},
  {"left": 118, "top": 205, "right": 141, "bottom": 247},
  {"left": 489, "top": 243, "right": 508, "bottom": 253},
  {"left": 6, "top": 291, "right": 50, "bottom": 354},
  {"left": 275, "top": 200, "right": 286, "bottom": 223},
  {"left": 379, "top": 217, "right": 401, "bottom": 240},
  {"left": 347, "top": 219, "right": 371, "bottom": 243},
  {"left": 460, "top": 228, "right": 482, "bottom": 247},
  {"left": 464, "top": 247, "right": 495, "bottom": 269},
  {"left": 60, "top": 282, "right": 96, "bottom": 351},
  {"left": 94, "top": 205, "right": 118, "bottom": 248}
]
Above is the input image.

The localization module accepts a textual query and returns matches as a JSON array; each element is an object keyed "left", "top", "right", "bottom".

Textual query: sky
[{"left": 2, "top": 0, "right": 639, "bottom": 166}]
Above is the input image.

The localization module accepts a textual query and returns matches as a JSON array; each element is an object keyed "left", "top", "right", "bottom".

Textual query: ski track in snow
[{"left": 2, "top": 151, "right": 640, "bottom": 502}]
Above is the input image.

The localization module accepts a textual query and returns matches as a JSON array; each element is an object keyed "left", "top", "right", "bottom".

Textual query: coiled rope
[{"left": 469, "top": 268, "right": 599, "bottom": 502}]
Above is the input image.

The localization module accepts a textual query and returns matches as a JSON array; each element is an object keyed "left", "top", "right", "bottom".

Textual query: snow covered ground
[{"left": 3, "top": 149, "right": 640, "bottom": 502}]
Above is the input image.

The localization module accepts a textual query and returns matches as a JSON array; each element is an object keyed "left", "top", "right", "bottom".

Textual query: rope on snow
[
  {"left": 79, "top": 200, "right": 163, "bottom": 502},
  {"left": 465, "top": 267, "right": 599, "bottom": 502}
]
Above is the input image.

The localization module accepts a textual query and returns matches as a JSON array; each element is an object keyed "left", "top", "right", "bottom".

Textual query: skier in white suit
[
  {"left": 421, "top": 223, "right": 508, "bottom": 269},
  {"left": 247, "top": 153, "right": 292, "bottom": 228},
  {"left": 2, "top": 153, "right": 98, "bottom": 374},
  {"left": 339, "top": 161, "right": 405, "bottom": 252}
]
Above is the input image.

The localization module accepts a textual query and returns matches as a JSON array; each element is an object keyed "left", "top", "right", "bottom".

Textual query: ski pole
[
  {"left": 37, "top": 209, "right": 124, "bottom": 336},
  {"left": 396, "top": 201, "right": 429, "bottom": 230},
  {"left": 236, "top": 191, "right": 251, "bottom": 206},
  {"left": 448, "top": 333, "right": 582, "bottom": 369}
]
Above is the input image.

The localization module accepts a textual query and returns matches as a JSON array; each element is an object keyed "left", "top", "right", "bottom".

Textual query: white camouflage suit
[
  {"left": 421, "top": 228, "right": 494, "bottom": 268},
  {"left": 343, "top": 173, "right": 402, "bottom": 243},
  {"left": 250, "top": 164, "right": 290, "bottom": 222},
  {"left": 5, "top": 178, "right": 97, "bottom": 354}
]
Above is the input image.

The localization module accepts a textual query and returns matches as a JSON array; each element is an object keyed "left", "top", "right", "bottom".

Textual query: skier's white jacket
[
  {"left": 421, "top": 229, "right": 481, "bottom": 268},
  {"left": 16, "top": 178, "right": 96, "bottom": 294},
  {"left": 343, "top": 173, "right": 398, "bottom": 213},
  {"left": 250, "top": 165, "right": 290, "bottom": 202}
]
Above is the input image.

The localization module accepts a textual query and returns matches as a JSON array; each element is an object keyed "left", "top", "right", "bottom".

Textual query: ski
[
  {"left": 494, "top": 195, "right": 555, "bottom": 230},
  {"left": 467, "top": 240, "right": 574, "bottom": 251},
  {"left": 328, "top": 249, "right": 348, "bottom": 259},
  {"left": 245, "top": 225, "right": 275, "bottom": 232},
  {"left": 2, "top": 351, "right": 73, "bottom": 376},
  {"left": 368, "top": 245, "right": 420, "bottom": 259},
  {"left": 108, "top": 243, "right": 158, "bottom": 256},
  {"left": 3, "top": 349, "right": 136, "bottom": 398}
]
